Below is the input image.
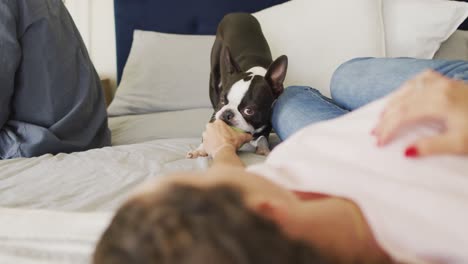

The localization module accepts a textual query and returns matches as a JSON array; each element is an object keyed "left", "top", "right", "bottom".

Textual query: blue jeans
[{"left": 272, "top": 58, "right": 468, "bottom": 140}]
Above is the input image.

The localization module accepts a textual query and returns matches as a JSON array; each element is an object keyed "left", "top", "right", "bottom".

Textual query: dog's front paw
[
  {"left": 255, "top": 147, "right": 270, "bottom": 156},
  {"left": 254, "top": 136, "right": 271, "bottom": 156},
  {"left": 186, "top": 150, "right": 208, "bottom": 159},
  {"left": 186, "top": 145, "right": 209, "bottom": 159}
]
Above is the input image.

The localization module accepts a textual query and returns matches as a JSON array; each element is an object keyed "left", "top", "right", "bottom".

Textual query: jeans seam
[{"left": 304, "top": 89, "right": 348, "bottom": 114}]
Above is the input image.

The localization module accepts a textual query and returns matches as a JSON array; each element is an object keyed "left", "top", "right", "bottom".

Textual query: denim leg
[
  {"left": 272, "top": 86, "right": 349, "bottom": 140},
  {"left": 331, "top": 57, "right": 468, "bottom": 111}
]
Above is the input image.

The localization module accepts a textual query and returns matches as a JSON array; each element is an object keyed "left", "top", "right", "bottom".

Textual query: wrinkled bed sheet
[
  {"left": 0, "top": 208, "right": 111, "bottom": 264},
  {"left": 0, "top": 108, "right": 266, "bottom": 211}
]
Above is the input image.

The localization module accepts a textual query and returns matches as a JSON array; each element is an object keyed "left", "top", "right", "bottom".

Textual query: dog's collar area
[{"left": 250, "top": 125, "right": 267, "bottom": 138}]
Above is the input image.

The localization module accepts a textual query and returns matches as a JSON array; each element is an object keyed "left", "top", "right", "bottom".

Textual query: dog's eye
[
  {"left": 243, "top": 108, "right": 255, "bottom": 116},
  {"left": 220, "top": 98, "right": 226, "bottom": 105}
]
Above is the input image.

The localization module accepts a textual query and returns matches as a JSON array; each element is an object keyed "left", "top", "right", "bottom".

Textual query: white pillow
[
  {"left": 254, "top": 0, "right": 386, "bottom": 97},
  {"left": 108, "top": 31, "right": 214, "bottom": 116},
  {"left": 384, "top": 0, "right": 468, "bottom": 59}
]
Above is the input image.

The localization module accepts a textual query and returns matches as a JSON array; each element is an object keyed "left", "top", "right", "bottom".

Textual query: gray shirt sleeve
[
  {"left": 0, "top": 0, "right": 111, "bottom": 159},
  {"left": 0, "top": 1, "right": 20, "bottom": 129}
]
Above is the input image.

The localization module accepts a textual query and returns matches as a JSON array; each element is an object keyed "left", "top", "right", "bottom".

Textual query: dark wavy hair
[{"left": 93, "top": 183, "right": 328, "bottom": 264}]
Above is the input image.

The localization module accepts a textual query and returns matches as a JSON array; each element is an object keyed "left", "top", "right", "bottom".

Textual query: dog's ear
[
  {"left": 265, "top": 55, "right": 288, "bottom": 98},
  {"left": 223, "top": 46, "right": 241, "bottom": 74}
]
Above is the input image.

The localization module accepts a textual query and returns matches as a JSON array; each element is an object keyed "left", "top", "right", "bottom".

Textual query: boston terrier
[{"left": 187, "top": 13, "right": 288, "bottom": 159}]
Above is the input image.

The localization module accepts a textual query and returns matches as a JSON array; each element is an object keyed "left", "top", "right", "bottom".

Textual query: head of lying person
[{"left": 93, "top": 166, "right": 390, "bottom": 264}]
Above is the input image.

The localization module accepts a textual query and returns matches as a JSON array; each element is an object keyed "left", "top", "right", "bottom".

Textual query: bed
[{"left": 0, "top": 0, "right": 467, "bottom": 263}]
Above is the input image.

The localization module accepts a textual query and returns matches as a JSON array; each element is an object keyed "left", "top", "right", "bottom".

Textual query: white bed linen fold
[
  {"left": 0, "top": 208, "right": 111, "bottom": 264},
  {"left": 0, "top": 137, "right": 264, "bottom": 211}
]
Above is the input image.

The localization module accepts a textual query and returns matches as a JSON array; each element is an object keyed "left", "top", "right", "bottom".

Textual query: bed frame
[{"left": 114, "top": 0, "right": 289, "bottom": 83}]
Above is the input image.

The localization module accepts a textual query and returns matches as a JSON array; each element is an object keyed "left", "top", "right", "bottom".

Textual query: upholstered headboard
[
  {"left": 114, "top": 0, "right": 289, "bottom": 83},
  {"left": 455, "top": 0, "right": 468, "bottom": 30}
]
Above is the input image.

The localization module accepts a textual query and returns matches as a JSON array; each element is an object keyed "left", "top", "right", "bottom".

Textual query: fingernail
[
  {"left": 371, "top": 128, "right": 376, "bottom": 136},
  {"left": 405, "top": 146, "right": 419, "bottom": 158}
]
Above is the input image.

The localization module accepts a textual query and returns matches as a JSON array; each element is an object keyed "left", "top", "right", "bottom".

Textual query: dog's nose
[{"left": 221, "top": 110, "right": 235, "bottom": 122}]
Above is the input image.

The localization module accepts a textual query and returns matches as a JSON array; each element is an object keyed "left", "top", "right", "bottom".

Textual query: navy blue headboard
[
  {"left": 114, "top": 0, "right": 289, "bottom": 83},
  {"left": 456, "top": 0, "right": 468, "bottom": 30}
]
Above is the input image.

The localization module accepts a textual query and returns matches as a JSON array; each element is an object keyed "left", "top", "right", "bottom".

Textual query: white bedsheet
[
  {"left": 0, "top": 137, "right": 265, "bottom": 211},
  {"left": 0, "top": 108, "right": 266, "bottom": 211},
  {"left": 0, "top": 208, "right": 111, "bottom": 264},
  {"left": 0, "top": 138, "right": 194, "bottom": 211}
]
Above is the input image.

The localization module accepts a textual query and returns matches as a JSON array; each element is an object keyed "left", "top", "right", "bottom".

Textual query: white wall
[
  {"left": 63, "top": 0, "right": 91, "bottom": 47},
  {"left": 65, "top": 0, "right": 118, "bottom": 89}
]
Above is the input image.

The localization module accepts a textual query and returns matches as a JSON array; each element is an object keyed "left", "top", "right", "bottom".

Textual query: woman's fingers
[
  {"left": 407, "top": 133, "right": 462, "bottom": 157},
  {"left": 373, "top": 70, "right": 450, "bottom": 146},
  {"left": 374, "top": 101, "right": 422, "bottom": 145},
  {"left": 373, "top": 78, "right": 418, "bottom": 137},
  {"left": 372, "top": 70, "right": 468, "bottom": 157}
]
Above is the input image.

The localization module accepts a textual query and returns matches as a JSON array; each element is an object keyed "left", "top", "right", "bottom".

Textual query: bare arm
[
  {"left": 211, "top": 145, "right": 245, "bottom": 168},
  {"left": 202, "top": 120, "right": 252, "bottom": 168}
]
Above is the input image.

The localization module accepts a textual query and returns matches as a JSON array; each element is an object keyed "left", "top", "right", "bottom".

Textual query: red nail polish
[
  {"left": 405, "top": 146, "right": 419, "bottom": 158},
  {"left": 371, "top": 129, "right": 376, "bottom": 135}
]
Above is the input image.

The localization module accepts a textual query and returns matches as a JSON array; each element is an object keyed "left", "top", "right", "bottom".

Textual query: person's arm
[
  {"left": 202, "top": 120, "right": 253, "bottom": 168},
  {"left": 373, "top": 70, "right": 468, "bottom": 157},
  {"left": 0, "top": 1, "right": 21, "bottom": 129},
  {"left": 211, "top": 145, "right": 245, "bottom": 168}
]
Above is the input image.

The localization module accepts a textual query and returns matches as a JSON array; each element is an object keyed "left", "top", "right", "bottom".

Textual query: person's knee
[
  {"left": 277, "top": 86, "right": 320, "bottom": 102},
  {"left": 274, "top": 86, "right": 317, "bottom": 115},
  {"left": 330, "top": 58, "right": 374, "bottom": 98},
  {"left": 273, "top": 87, "right": 301, "bottom": 122},
  {"left": 330, "top": 57, "right": 386, "bottom": 109},
  {"left": 273, "top": 86, "right": 320, "bottom": 140}
]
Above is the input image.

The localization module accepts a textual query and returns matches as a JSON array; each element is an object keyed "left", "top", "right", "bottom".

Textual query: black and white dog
[{"left": 187, "top": 13, "right": 288, "bottom": 158}]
